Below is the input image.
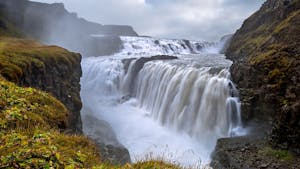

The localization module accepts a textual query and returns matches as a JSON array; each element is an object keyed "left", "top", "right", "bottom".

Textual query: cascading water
[
  {"left": 118, "top": 36, "right": 219, "bottom": 56},
  {"left": 80, "top": 36, "right": 245, "bottom": 167}
]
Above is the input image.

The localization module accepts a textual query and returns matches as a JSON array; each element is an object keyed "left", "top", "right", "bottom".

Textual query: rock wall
[
  {"left": 226, "top": 0, "right": 300, "bottom": 152},
  {"left": 0, "top": 36, "right": 83, "bottom": 133},
  {"left": 19, "top": 51, "right": 83, "bottom": 133}
]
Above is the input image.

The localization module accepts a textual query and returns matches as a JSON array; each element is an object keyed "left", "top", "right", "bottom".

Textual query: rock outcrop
[
  {"left": 0, "top": 36, "right": 83, "bottom": 133},
  {"left": 212, "top": 0, "right": 300, "bottom": 168},
  {"left": 227, "top": 0, "right": 300, "bottom": 151},
  {"left": 82, "top": 112, "right": 131, "bottom": 165},
  {"left": 0, "top": 0, "right": 138, "bottom": 56}
]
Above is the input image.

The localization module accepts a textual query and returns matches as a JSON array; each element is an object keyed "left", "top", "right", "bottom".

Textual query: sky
[{"left": 31, "top": 0, "right": 265, "bottom": 41}]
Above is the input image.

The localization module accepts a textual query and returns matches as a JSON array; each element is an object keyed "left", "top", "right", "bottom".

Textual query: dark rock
[
  {"left": 18, "top": 52, "right": 83, "bottom": 133},
  {"left": 225, "top": 0, "right": 300, "bottom": 152},
  {"left": 213, "top": 0, "right": 300, "bottom": 168},
  {"left": 211, "top": 122, "right": 273, "bottom": 169},
  {"left": 82, "top": 111, "right": 131, "bottom": 165}
]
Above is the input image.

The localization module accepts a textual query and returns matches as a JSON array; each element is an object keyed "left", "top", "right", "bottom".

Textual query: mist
[
  {"left": 1, "top": 0, "right": 138, "bottom": 56},
  {"left": 31, "top": 0, "right": 265, "bottom": 41}
]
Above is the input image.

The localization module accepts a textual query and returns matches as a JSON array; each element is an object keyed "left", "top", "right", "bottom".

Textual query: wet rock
[{"left": 82, "top": 110, "right": 131, "bottom": 165}]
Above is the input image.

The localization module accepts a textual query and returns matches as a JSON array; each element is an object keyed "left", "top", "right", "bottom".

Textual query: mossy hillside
[
  {"left": 0, "top": 129, "right": 101, "bottom": 168},
  {"left": 0, "top": 77, "right": 68, "bottom": 131},
  {"left": 0, "top": 37, "right": 80, "bottom": 83},
  {"left": 0, "top": 77, "right": 102, "bottom": 168}
]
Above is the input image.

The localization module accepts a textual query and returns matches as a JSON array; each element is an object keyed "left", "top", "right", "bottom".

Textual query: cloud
[{"left": 31, "top": 0, "right": 265, "bottom": 41}]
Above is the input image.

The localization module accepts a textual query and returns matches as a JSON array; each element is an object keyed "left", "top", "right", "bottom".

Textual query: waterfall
[
  {"left": 117, "top": 36, "right": 219, "bottom": 57},
  {"left": 128, "top": 61, "right": 241, "bottom": 138},
  {"left": 80, "top": 36, "right": 245, "bottom": 167}
]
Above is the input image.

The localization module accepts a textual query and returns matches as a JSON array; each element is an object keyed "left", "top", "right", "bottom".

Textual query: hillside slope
[
  {"left": 0, "top": 0, "right": 138, "bottom": 56},
  {"left": 227, "top": 0, "right": 300, "bottom": 151}
]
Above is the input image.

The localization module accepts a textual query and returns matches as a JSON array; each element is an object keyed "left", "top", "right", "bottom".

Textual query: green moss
[
  {"left": 0, "top": 129, "right": 102, "bottom": 168},
  {"left": 274, "top": 10, "right": 300, "bottom": 34},
  {"left": 258, "top": 147, "right": 294, "bottom": 162},
  {"left": 0, "top": 78, "right": 68, "bottom": 131},
  {"left": 268, "top": 69, "right": 282, "bottom": 80},
  {"left": 0, "top": 37, "right": 80, "bottom": 83},
  {"left": 249, "top": 49, "right": 276, "bottom": 64}
]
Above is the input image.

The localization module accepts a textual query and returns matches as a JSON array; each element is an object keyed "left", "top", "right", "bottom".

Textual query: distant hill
[{"left": 0, "top": 0, "right": 138, "bottom": 56}]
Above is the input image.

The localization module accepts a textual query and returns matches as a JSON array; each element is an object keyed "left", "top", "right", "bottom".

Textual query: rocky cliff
[
  {"left": 0, "top": 37, "right": 83, "bottom": 134},
  {"left": 0, "top": 0, "right": 138, "bottom": 56},
  {"left": 0, "top": 13, "right": 103, "bottom": 166},
  {"left": 226, "top": 0, "right": 300, "bottom": 151},
  {"left": 212, "top": 0, "right": 300, "bottom": 168}
]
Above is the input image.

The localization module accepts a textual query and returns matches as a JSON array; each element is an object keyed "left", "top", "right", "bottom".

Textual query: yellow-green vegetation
[
  {"left": 0, "top": 129, "right": 101, "bottom": 168},
  {"left": 91, "top": 160, "right": 181, "bottom": 169},
  {"left": 129, "top": 160, "right": 181, "bottom": 169},
  {"left": 258, "top": 147, "right": 294, "bottom": 162},
  {"left": 0, "top": 78, "right": 68, "bottom": 131},
  {"left": 0, "top": 77, "right": 102, "bottom": 168},
  {"left": 0, "top": 36, "right": 80, "bottom": 83}
]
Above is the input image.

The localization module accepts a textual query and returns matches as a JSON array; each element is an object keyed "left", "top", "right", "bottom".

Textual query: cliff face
[
  {"left": 0, "top": 36, "right": 83, "bottom": 133},
  {"left": 0, "top": 14, "right": 103, "bottom": 167},
  {"left": 226, "top": 0, "right": 300, "bottom": 151},
  {"left": 0, "top": 0, "right": 138, "bottom": 56}
]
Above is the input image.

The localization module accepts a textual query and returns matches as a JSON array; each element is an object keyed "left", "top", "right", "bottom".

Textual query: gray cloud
[{"left": 30, "top": 0, "right": 265, "bottom": 41}]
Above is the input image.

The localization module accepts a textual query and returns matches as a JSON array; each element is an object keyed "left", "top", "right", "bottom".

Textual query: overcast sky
[{"left": 31, "top": 0, "right": 265, "bottom": 41}]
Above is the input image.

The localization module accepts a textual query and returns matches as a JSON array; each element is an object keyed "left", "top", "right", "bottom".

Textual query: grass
[
  {"left": 0, "top": 36, "right": 80, "bottom": 83},
  {"left": 258, "top": 147, "right": 294, "bottom": 162},
  {"left": 0, "top": 77, "right": 68, "bottom": 131},
  {"left": 0, "top": 129, "right": 101, "bottom": 168}
]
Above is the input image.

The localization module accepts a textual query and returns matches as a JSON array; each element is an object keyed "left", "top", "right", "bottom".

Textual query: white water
[
  {"left": 117, "top": 36, "right": 219, "bottom": 57},
  {"left": 80, "top": 36, "right": 245, "bottom": 167}
]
